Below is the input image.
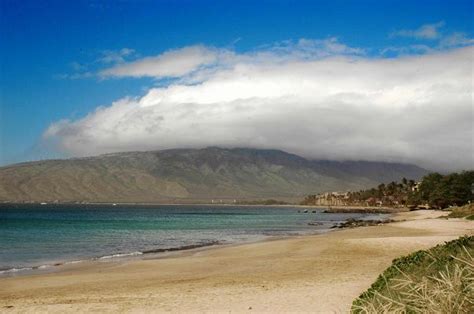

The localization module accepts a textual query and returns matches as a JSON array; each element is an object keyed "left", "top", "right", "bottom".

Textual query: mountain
[{"left": 0, "top": 147, "right": 429, "bottom": 203}]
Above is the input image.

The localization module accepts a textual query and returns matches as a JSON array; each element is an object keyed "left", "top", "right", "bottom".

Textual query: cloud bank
[{"left": 45, "top": 39, "right": 473, "bottom": 171}]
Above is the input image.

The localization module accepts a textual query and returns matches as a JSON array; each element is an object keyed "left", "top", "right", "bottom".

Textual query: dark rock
[{"left": 333, "top": 218, "right": 395, "bottom": 229}]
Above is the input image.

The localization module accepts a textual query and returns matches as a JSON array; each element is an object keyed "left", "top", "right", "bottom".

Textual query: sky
[{"left": 0, "top": 0, "right": 473, "bottom": 171}]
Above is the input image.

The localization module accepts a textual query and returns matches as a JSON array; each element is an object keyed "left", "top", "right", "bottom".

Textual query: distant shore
[
  {"left": 1, "top": 210, "right": 471, "bottom": 312},
  {"left": 0, "top": 202, "right": 406, "bottom": 213},
  {"left": 0, "top": 201, "right": 296, "bottom": 206}
]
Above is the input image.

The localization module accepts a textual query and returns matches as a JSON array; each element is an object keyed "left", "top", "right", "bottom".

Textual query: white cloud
[
  {"left": 99, "top": 45, "right": 219, "bottom": 78},
  {"left": 54, "top": 71, "right": 94, "bottom": 80},
  {"left": 99, "top": 48, "right": 135, "bottom": 64},
  {"left": 45, "top": 42, "right": 474, "bottom": 171},
  {"left": 439, "top": 32, "right": 474, "bottom": 48},
  {"left": 98, "top": 38, "right": 364, "bottom": 80},
  {"left": 385, "top": 22, "right": 473, "bottom": 56},
  {"left": 381, "top": 44, "right": 434, "bottom": 56},
  {"left": 392, "top": 21, "right": 445, "bottom": 39}
]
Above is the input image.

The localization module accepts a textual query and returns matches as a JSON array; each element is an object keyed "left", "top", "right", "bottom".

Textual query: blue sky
[{"left": 0, "top": 0, "right": 473, "bottom": 170}]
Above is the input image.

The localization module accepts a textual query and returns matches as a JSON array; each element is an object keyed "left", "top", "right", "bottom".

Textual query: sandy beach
[{"left": 0, "top": 210, "right": 472, "bottom": 313}]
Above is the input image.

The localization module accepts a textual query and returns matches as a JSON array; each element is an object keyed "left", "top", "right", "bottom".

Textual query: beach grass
[
  {"left": 447, "top": 203, "right": 474, "bottom": 219},
  {"left": 351, "top": 235, "right": 474, "bottom": 313}
]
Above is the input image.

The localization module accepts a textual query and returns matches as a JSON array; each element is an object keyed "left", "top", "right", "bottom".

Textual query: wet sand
[{"left": 0, "top": 210, "right": 472, "bottom": 313}]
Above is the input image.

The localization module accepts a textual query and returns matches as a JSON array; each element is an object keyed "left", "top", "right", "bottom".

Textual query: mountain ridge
[{"left": 0, "top": 147, "right": 429, "bottom": 203}]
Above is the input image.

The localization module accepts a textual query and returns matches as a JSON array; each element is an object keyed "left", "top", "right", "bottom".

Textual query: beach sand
[{"left": 0, "top": 210, "right": 472, "bottom": 313}]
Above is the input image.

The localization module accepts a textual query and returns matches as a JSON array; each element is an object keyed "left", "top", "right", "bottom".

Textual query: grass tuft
[
  {"left": 351, "top": 236, "right": 474, "bottom": 313},
  {"left": 447, "top": 203, "right": 474, "bottom": 219}
]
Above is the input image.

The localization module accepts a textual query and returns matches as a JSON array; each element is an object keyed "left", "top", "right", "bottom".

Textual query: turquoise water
[{"left": 0, "top": 204, "right": 387, "bottom": 275}]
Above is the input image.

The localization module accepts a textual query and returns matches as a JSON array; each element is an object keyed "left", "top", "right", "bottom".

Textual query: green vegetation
[
  {"left": 409, "top": 171, "right": 474, "bottom": 209},
  {"left": 346, "top": 178, "right": 417, "bottom": 206},
  {"left": 352, "top": 236, "right": 474, "bottom": 313},
  {"left": 300, "top": 180, "right": 417, "bottom": 206},
  {"left": 302, "top": 171, "right": 473, "bottom": 209},
  {"left": 447, "top": 203, "right": 474, "bottom": 220}
]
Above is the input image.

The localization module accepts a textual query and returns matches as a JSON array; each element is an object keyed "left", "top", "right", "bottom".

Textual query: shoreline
[
  {"left": 0, "top": 241, "right": 225, "bottom": 278},
  {"left": 1, "top": 210, "right": 471, "bottom": 312},
  {"left": 0, "top": 223, "right": 350, "bottom": 278},
  {"left": 0, "top": 210, "right": 391, "bottom": 278}
]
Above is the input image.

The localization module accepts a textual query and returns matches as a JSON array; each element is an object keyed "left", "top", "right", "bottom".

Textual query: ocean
[{"left": 0, "top": 204, "right": 388, "bottom": 276}]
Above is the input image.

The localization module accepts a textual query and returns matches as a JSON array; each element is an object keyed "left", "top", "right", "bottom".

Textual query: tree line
[
  {"left": 302, "top": 171, "right": 474, "bottom": 209},
  {"left": 408, "top": 171, "right": 474, "bottom": 208}
]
